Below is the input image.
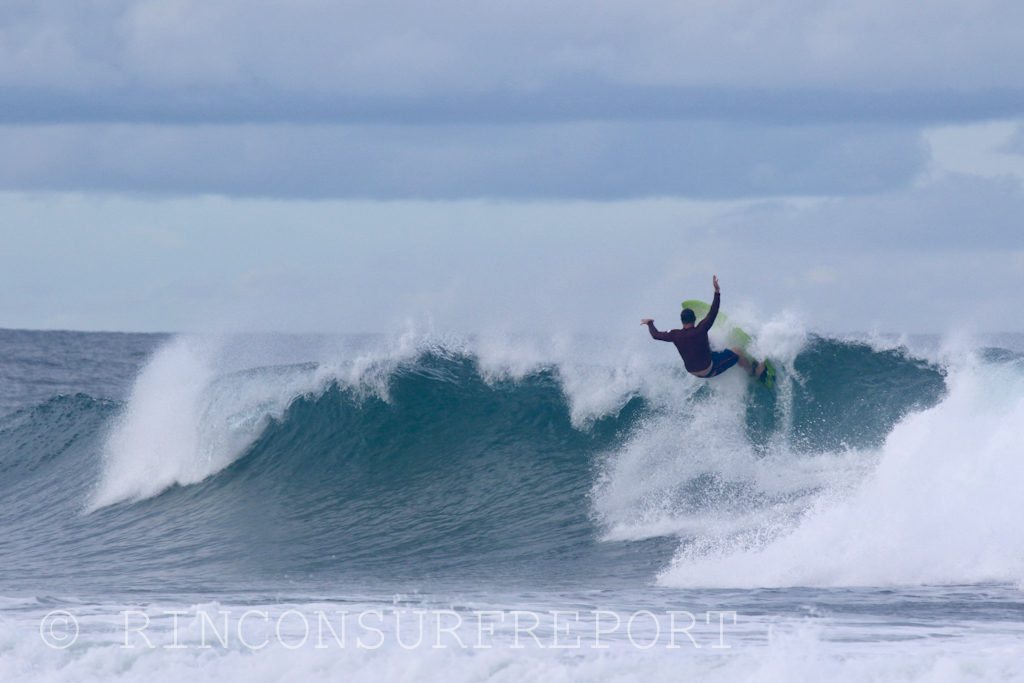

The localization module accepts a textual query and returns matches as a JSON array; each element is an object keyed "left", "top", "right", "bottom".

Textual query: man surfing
[{"left": 641, "top": 276, "right": 768, "bottom": 382}]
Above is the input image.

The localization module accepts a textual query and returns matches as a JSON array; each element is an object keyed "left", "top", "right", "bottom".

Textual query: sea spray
[{"left": 658, "top": 351, "right": 1024, "bottom": 587}]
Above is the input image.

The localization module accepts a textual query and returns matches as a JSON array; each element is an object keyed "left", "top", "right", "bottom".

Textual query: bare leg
[
  {"left": 731, "top": 347, "right": 751, "bottom": 371},
  {"left": 731, "top": 347, "right": 764, "bottom": 378}
]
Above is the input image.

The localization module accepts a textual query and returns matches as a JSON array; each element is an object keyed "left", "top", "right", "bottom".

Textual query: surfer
[{"left": 641, "top": 276, "right": 767, "bottom": 381}]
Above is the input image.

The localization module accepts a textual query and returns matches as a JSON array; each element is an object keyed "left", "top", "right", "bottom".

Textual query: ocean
[{"left": 2, "top": 322, "right": 1024, "bottom": 682}]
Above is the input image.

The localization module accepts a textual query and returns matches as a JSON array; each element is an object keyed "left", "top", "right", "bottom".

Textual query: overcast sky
[{"left": 0, "top": 0, "right": 1022, "bottom": 335}]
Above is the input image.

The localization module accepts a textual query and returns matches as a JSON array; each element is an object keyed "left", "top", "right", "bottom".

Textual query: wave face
[{"left": 2, "top": 329, "right": 998, "bottom": 596}]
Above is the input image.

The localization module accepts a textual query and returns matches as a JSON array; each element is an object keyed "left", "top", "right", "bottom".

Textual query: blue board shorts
[{"left": 704, "top": 349, "right": 740, "bottom": 377}]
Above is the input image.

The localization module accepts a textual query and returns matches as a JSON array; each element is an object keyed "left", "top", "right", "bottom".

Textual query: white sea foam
[
  {"left": 591, "top": 322, "right": 1024, "bottom": 588},
  {"left": 658, "top": 352, "right": 1024, "bottom": 588},
  {"left": 5, "top": 596, "right": 1024, "bottom": 683},
  {"left": 590, "top": 311, "right": 824, "bottom": 543}
]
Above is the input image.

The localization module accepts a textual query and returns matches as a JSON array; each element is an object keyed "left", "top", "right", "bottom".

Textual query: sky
[{"left": 0, "top": 0, "right": 1022, "bottom": 335}]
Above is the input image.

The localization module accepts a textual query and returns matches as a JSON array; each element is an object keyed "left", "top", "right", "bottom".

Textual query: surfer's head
[{"left": 680, "top": 308, "right": 696, "bottom": 325}]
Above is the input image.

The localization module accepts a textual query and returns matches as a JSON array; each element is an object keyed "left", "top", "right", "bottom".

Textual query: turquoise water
[{"left": 2, "top": 329, "right": 1024, "bottom": 681}]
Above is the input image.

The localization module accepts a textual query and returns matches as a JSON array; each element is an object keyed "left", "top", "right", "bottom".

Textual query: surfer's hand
[
  {"left": 713, "top": 275, "right": 720, "bottom": 292},
  {"left": 641, "top": 319, "right": 653, "bottom": 325}
]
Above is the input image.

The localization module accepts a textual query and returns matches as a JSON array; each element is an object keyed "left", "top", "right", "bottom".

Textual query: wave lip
[{"left": 89, "top": 336, "right": 331, "bottom": 509}]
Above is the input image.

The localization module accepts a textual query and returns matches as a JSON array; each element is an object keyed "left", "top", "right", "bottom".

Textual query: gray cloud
[
  {"left": 0, "top": 120, "right": 928, "bottom": 199},
  {"left": 1, "top": 1, "right": 1023, "bottom": 125},
  {"left": 2, "top": 84, "right": 1023, "bottom": 126},
  {"left": 1, "top": 1, "right": 1019, "bottom": 200},
  {"left": 4, "top": 1, "right": 1024, "bottom": 91},
  {"left": 709, "top": 173, "right": 1024, "bottom": 250}
]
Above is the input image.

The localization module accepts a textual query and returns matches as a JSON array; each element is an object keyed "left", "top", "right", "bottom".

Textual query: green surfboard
[{"left": 681, "top": 299, "right": 776, "bottom": 390}]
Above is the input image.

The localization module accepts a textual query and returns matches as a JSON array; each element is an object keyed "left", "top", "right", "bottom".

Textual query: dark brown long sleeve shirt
[{"left": 645, "top": 292, "right": 720, "bottom": 373}]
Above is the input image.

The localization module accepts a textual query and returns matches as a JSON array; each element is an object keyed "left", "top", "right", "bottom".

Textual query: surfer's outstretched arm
[
  {"left": 698, "top": 277, "right": 721, "bottom": 331},
  {"left": 641, "top": 319, "right": 672, "bottom": 341}
]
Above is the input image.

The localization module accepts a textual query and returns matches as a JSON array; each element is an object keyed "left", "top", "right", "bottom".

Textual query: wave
[{"left": 6, "top": 328, "right": 1012, "bottom": 593}]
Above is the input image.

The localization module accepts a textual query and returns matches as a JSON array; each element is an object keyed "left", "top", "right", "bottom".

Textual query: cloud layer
[
  {"left": 0, "top": 121, "right": 928, "bottom": 199},
  {"left": 1, "top": 1, "right": 1022, "bottom": 199},
  {"left": 4, "top": 0, "right": 1024, "bottom": 95}
]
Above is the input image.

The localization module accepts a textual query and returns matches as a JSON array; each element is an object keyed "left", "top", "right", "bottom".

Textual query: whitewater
[{"left": 2, "top": 322, "right": 1024, "bottom": 682}]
